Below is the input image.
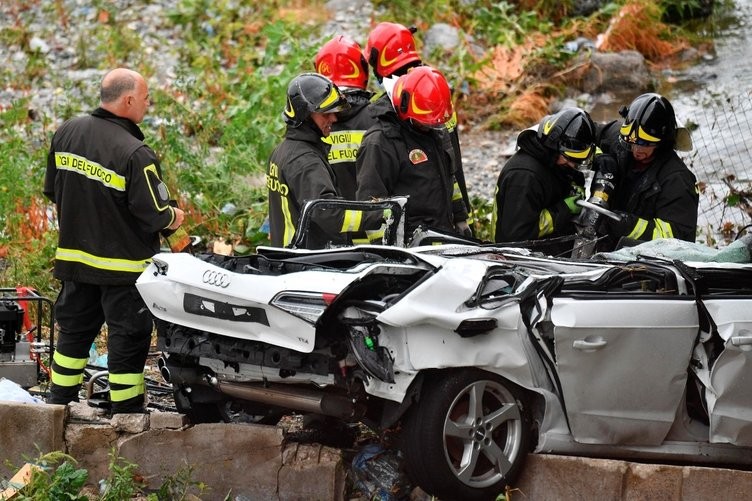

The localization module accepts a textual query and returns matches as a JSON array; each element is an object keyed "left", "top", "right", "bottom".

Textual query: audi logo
[{"left": 202, "top": 270, "right": 231, "bottom": 288}]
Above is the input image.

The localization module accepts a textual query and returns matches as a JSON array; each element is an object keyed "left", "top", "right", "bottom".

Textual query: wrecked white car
[{"left": 137, "top": 233, "right": 752, "bottom": 500}]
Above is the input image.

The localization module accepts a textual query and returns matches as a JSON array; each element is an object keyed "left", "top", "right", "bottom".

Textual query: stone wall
[
  {"left": 1, "top": 402, "right": 345, "bottom": 501},
  {"left": 3, "top": 400, "right": 752, "bottom": 500}
]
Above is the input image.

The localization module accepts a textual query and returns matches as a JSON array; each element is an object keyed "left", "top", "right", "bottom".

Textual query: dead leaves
[
  {"left": 473, "top": 43, "right": 528, "bottom": 95},
  {"left": 596, "top": 1, "right": 688, "bottom": 63},
  {"left": 470, "top": 34, "right": 555, "bottom": 128},
  {"left": 467, "top": 0, "right": 691, "bottom": 129}
]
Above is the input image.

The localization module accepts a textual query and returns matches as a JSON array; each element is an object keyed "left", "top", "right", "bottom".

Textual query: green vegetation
[
  {"left": 0, "top": 0, "right": 712, "bottom": 297},
  {"left": 10, "top": 452, "right": 88, "bottom": 501},
  {"left": 5, "top": 449, "right": 212, "bottom": 500}
]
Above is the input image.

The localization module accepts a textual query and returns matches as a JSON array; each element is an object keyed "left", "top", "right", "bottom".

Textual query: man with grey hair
[{"left": 43, "top": 68, "right": 184, "bottom": 414}]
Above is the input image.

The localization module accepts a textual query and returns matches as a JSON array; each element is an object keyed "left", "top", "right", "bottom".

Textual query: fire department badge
[{"left": 408, "top": 149, "right": 428, "bottom": 165}]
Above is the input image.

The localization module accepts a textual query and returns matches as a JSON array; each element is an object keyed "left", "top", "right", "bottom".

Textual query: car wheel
[{"left": 401, "top": 369, "right": 531, "bottom": 501}]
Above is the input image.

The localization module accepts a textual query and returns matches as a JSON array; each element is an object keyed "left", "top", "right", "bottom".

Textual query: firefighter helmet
[
  {"left": 314, "top": 35, "right": 369, "bottom": 91},
  {"left": 537, "top": 108, "right": 596, "bottom": 164},
  {"left": 283, "top": 73, "right": 349, "bottom": 127},
  {"left": 392, "top": 66, "right": 453, "bottom": 128},
  {"left": 364, "top": 22, "right": 422, "bottom": 81},
  {"left": 619, "top": 93, "right": 677, "bottom": 146}
]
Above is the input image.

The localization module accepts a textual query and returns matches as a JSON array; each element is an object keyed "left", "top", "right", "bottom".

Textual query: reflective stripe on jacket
[
  {"left": 493, "top": 129, "right": 585, "bottom": 243},
  {"left": 267, "top": 122, "right": 367, "bottom": 248},
  {"left": 43, "top": 108, "right": 176, "bottom": 285},
  {"left": 356, "top": 94, "right": 467, "bottom": 234},
  {"left": 598, "top": 121, "right": 699, "bottom": 244}
]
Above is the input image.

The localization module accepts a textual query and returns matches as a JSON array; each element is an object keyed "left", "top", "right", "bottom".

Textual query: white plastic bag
[{"left": 0, "top": 377, "right": 43, "bottom": 404}]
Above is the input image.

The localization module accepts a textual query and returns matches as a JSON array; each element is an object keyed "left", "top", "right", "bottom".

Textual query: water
[
  {"left": 672, "top": 0, "right": 752, "bottom": 242},
  {"left": 673, "top": 0, "right": 752, "bottom": 95}
]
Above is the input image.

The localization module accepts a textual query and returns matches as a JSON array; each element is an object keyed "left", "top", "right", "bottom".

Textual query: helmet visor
[
  {"left": 316, "top": 85, "right": 349, "bottom": 114},
  {"left": 620, "top": 123, "right": 661, "bottom": 146},
  {"left": 559, "top": 138, "right": 593, "bottom": 164}
]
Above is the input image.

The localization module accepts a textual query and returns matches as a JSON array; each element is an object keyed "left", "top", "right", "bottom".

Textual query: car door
[
  {"left": 551, "top": 296, "right": 698, "bottom": 445},
  {"left": 703, "top": 297, "right": 752, "bottom": 446}
]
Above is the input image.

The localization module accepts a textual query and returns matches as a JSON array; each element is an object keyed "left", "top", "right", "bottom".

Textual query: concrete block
[
  {"left": 623, "top": 463, "right": 683, "bottom": 501},
  {"left": 64, "top": 423, "right": 119, "bottom": 484},
  {"left": 513, "top": 454, "right": 628, "bottom": 501},
  {"left": 149, "top": 411, "right": 188, "bottom": 430},
  {"left": 67, "top": 401, "right": 109, "bottom": 422},
  {"left": 0, "top": 402, "right": 65, "bottom": 479},
  {"left": 111, "top": 413, "right": 149, "bottom": 434},
  {"left": 512, "top": 454, "right": 752, "bottom": 501},
  {"left": 681, "top": 465, "right": 752, "bottom": 501},
  {"left": 278, "top": 443, "right": 346, "bottom": 501},
  {"left": 117, "top": 422, "right": 284, "bottom": 500}
]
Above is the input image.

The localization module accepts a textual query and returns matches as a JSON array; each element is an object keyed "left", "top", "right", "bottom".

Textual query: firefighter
[
  {"left": 593, "top": 93, "right": 699, "bottom": 249},
  {"left": 267, "top": 72, "right": 365, "bottom": 248},
  {"left": 314, "top": 35, "right": 375, "bottom": 200},
  {"left": 363, "top": 21, "right": 472, "bottom": 214},
  {"left": 492, "top": 108, "right": 596, "bottom": 255},
  {"left": 356, "top": 66, "right": 469, "bottom": 236},
  {"left": 43, "top": 68, "right": 185, "bottom": 414}
]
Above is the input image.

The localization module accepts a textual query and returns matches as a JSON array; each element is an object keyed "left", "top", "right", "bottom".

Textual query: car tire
[{"left": 401, "top": 369, "right": 531, "bottom": 501}]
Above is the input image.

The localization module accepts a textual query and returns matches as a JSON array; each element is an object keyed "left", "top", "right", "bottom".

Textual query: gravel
[
  {"left": 1, "top": 0, "right": 514, "bottom": 205},
  {"left": 458, "top": 128, "right": 517, "bottom": 202}
]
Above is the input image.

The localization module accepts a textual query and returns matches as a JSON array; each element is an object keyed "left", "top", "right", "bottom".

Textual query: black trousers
[{"left": 49, "top": 281, "right": 153, "bottom": 411}]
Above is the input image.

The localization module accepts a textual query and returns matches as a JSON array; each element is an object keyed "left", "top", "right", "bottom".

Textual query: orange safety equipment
[
  {"left": 315, "top": 35, "right": 369, "bottom": 91},
  {"left": 391, "top": 66, "right": 454, "bottom": 128},
  {"left": 364, "top": 22, "right": 421, "bottom": 80}
]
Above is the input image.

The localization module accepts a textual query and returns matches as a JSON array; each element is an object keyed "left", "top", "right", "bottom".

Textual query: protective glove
[
  {"left": 601, "top": 210, "right": 638, "bottom": 238},
  {"left": 454, "top": 220, "right": 472, "bottom": 238},
  {"left": 563, "top": 195, "right": 584, "bottom": 215},
  {"left": 572, "top": 183, "right": 586, "bottom": 200},
  {"left": 592, "top": 154, "right": 619, "bottom": 177}
]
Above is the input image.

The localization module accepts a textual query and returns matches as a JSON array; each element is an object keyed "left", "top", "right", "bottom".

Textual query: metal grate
[{"left": 680, "top": 91, "right": 752, "bottom": 245}]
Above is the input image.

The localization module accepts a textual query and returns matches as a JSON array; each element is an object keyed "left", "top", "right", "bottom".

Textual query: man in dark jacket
[
  {"left": 314, "top": 35, "right": 375, "bottom": 200},
  {"left": 267, "top": 72, "right": 367, "bottom": 248},
  {"left": 593, "top": 93, "right": 699, "bottom": 250},
  {"left": 493, "top": 108, "right": 596, "bottom": 255},
  {"left": 43, "top": 68, "right": 185, "bottom": 413},
  {"left": 356, "top": 66, "right": 468, "bottom": 237},
  {"left": 363, "top": 21, "right": 471, "bottom": 214}
]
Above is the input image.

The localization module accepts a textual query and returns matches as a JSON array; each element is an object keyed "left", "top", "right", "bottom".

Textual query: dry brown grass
[
  {"left": 277, "top": 2, "right": 331, "bottom": 25},
  {"left": 596, "top": 0, "right": 689, "bottom": 63},
  {"left": 469, "top": 29, "right": 567, "bottom": 128},
  {"left": 465, "top": 0, "right": 693, "bottom": 129},
  {"left": 504, "top": 88, "right": 553, "bottom": 129},
  {"left": 14, "top": 197, "right": 49, "bottom": 249}
]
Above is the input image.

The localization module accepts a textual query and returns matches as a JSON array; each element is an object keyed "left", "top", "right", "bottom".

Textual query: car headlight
[{"left": 270, "top": 292, "right": 337, "bottom": 324}]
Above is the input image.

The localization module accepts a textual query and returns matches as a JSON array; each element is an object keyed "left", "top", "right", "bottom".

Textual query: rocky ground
[{"left": 0, "top": 0, "right": 516, "bottom": 205}]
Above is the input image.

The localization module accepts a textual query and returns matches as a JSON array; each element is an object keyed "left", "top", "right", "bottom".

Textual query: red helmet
[
  {"left": 364, "top": 22, "right": 422, "bottom": 80},
  {"left": 314, "top": 35, "right": 369, "bottom": 90},
  {"left": 392, "top": 66, "right": 453, "bottom": 128}
]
